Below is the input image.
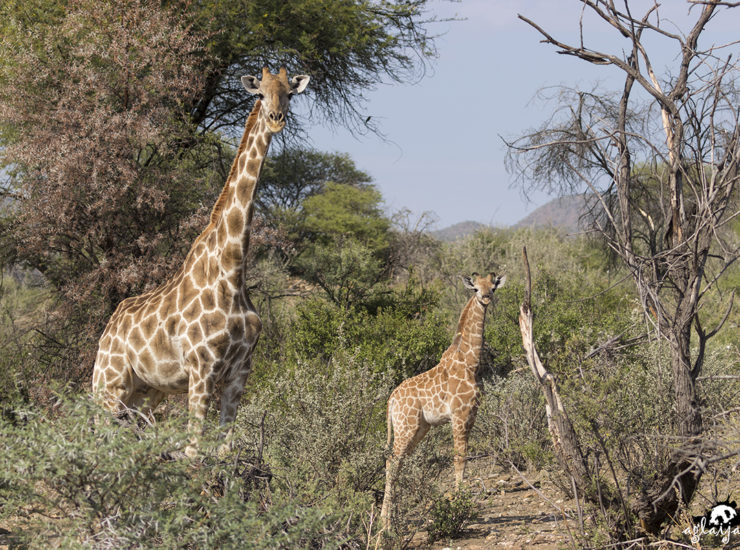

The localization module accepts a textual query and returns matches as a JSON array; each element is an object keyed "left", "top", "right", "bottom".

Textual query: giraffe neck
[
  {"left": 452, "top": 296, "right": 487, "bottom": 369},
  {"left": 211, "top": 101, "right": 272, "bottom": 285}
]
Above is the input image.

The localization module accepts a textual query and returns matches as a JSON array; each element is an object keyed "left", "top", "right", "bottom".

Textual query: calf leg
[
  {"left": 380, "top": 406, "right": 430, "bottom": 532},
  {"left": 451, "top": 409, "right": 477, "bottom": 489}
]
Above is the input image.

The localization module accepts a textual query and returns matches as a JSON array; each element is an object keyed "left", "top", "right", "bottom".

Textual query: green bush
[
  {"left": 236, "top": 350, "right": 457, "bottom": 543},
  {"left": 288, "top": 291, "right": 449, "bottom": 381},
  {"left": 0, "top": 396, "right": 366, "bottom": 548},
  {"left": 238, "top": 351, "right": 392, "bottom": 499},
  {"left": 472, "top": 376, "right": 552, "bottom": 470},
  {"left": 0, "top": 272, "right": 50, "bottom": 406},
  {"left": 427, "top": 489, "right": 478, "bottom": 542}
]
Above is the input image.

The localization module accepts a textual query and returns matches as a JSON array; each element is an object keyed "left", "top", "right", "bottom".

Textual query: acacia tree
[
  {"left": 0, "top": 0, "right": 214, "bottom": 385},
  {"left": 507, "top": 0, "right": 739, "bottom": 535},
  {"left": 296, "top": 182, "right": 392, "bottom": 309},
  {"left": 172, "top": 0, "right": 439, "bottom": 136}
]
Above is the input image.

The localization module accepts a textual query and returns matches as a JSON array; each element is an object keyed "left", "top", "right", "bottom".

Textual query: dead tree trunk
[{"left": 518, "top": 247, "right": 592, "bottom": 494}]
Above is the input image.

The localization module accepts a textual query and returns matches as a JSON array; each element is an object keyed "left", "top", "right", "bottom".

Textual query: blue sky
[{"left": 294, "top": 0, "right": 740, "bottom": 230}]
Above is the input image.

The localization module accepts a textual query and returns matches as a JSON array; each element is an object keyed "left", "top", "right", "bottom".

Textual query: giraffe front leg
[
  {"left": 452, "top": 414, "right": 474, "bottom": 490},
  {"left": 185, "top": 358, "right": 215, "bottom": 458},
  {"left": 217, "top": 357, "right": 253, "bottom": 457}
]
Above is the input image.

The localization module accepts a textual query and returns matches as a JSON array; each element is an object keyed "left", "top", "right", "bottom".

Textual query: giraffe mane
[
  {"left": 443, "top": 294, "right": 476, "bottom": 356},
  {"left": 209, "top": 100, "right": 263, "bottom": 226}
]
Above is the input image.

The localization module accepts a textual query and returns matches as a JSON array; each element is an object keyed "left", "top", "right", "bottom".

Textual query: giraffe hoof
[
  {"left": 184, "top": 444, "right": 199, "bottom": 459},
  {"left": 160, "top": 450, "right": 188, "bottom": 461},
  {"left": 217, "top": 443, "right": 232, "bottom": 459}
]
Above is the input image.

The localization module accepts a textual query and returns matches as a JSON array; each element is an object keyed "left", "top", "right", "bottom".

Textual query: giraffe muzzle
[{"left": 267, "top": 111, "right": 286, "bottom": 132}]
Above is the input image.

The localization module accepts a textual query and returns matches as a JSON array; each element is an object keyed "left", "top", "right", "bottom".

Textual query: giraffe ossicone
[
  {"left": 380, "top": 271, "right": 506, "bottom": 531},
  {"left": 91, "top": 67, "right": 309, "bottom": 457}
]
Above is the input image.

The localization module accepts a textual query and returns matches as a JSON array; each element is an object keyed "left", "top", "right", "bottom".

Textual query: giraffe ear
[
  {"left": 241, "top": 75, "right": 261, "bottom": 95},
  {"left": 461, "top": 275, "right": 476, "bottom": 290},
  {"left": 289, "top": 75, "right": 310, "bottom": 95},
  {"left": 494, "top": 275, "right": 506, "bottom": 289}
]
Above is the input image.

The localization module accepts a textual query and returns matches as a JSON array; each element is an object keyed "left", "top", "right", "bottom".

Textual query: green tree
[
  {"left": 302, "top": 182, "right": 389, "bottom": 249},
  {"left": 255, "top": 148, "right": 372, "bottom": 252},
  {"left": 259, "top": 149, "right": 371, "bottom": 214},
  {"left": 296, "top": 182, "right": 392, "bottom": 308}
]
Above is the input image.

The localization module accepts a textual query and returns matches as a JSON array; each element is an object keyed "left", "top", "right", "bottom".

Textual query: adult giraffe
[
  {"left": 92, "top": 67, "right": 309, "bottom": 456},
  {"left": 380, "top": 272, "right": 506, "bottom": 530}
]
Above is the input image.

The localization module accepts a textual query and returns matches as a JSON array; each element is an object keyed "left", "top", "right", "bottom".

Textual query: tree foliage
[
  {"left": 177, "top": 0, "right": 438, "bottom": 134},
  {"left": 295, "top": 182, "right": 392, "bottom": 308},
  {"left": 258, "top": 148, "right": 371, "bottom": 215},
  {"left": 0, "top": 0, "right": 215, "bottom": 381}
]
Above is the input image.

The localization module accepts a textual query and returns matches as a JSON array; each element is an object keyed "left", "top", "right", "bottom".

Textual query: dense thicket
[{"left": 2, "top": 226, "right": 737, "bottom": 547}]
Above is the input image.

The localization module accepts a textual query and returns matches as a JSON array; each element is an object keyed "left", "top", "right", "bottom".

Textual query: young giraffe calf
[{"left": 380, "top": 272, "right": 505, "bottom": 530}]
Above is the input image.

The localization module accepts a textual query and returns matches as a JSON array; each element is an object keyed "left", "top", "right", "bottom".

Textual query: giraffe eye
[{"left": 256, "top": 93, "right": 264, "bottom": 100}]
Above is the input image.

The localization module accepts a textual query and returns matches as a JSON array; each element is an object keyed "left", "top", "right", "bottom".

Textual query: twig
[{"left": 571, "top": 475, "right": 584, "bottom": 535}]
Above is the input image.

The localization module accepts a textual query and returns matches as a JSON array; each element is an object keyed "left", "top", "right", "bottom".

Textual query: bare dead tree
[
  {"left": 519, "top": 248, "right": 593, "bottom": 495},
  {"left": 507, "top": 0, "right": 740, "bottom": 535}
]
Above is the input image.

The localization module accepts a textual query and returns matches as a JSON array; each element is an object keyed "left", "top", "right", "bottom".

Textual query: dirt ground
[
  {"left": 404, "top": 456, "right": 740, "bottom": 550},
  {"left": 406, "top": 460, "right": 577, "bottom": 550}
]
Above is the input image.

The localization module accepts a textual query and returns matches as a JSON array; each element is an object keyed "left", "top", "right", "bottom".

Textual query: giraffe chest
[
  {"left": 422, "top": 402, "right": 451, "bottom": 426},
  {"left": 178, "top": 289, "right": 262, "bottom": 362},
  {"left": 401, "top": 367, "right": 479, "bottom": 426}
]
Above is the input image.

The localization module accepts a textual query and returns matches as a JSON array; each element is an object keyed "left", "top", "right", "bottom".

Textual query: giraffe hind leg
[
  {"left": 381, "top": 410, "right": 431, "bottom": 532},
  {"left": 381, "top": 454, "right": 401, "bottom": 533},
  {"left": 92, "top": 361, "right": 136, "bottom": 422},
  {"left": 128, "top": 386, "right": 166, "bottom": 426},
  {"left": 394, "top": 416, "right": 430, "bottom": 458}
]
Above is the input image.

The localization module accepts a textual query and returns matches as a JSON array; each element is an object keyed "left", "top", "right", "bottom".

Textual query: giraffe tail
[{"left": 385, "top": 396, "right": 393, "bottom": 456}]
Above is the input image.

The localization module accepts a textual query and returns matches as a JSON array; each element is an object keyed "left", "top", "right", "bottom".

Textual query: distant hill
[
  {"left": 512, "top": 195, "right": 588, "bottom": 233},
  {"left": 430, "top": 195, "right": 590, "bottom": 241},
  {"left": 430, "top": 220, "right": 488, "bottom": 242}
]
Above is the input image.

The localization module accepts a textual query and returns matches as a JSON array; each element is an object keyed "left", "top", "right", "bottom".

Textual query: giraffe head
[
  {"left": 241, "top": 67, "right": 310, "bottom": 133},
  {"left": 462, "top": 272, "right": 506, "bottom": 306}
]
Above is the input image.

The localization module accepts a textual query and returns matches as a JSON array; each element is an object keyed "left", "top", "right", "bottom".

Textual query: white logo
[
  {"left": 710, "top": 504, "right": 738, "bottom": 528},
  {"left": 685, "top": 500, "right": 740, "bottom": 544}
]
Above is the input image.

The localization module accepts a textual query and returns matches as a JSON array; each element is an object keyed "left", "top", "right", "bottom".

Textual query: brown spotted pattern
[
  {"left": 92, "top": 68, "right": 309, "bottom": 457},
  {"left": 380, "top": 272, "right": 506, "bottom": 530}
]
